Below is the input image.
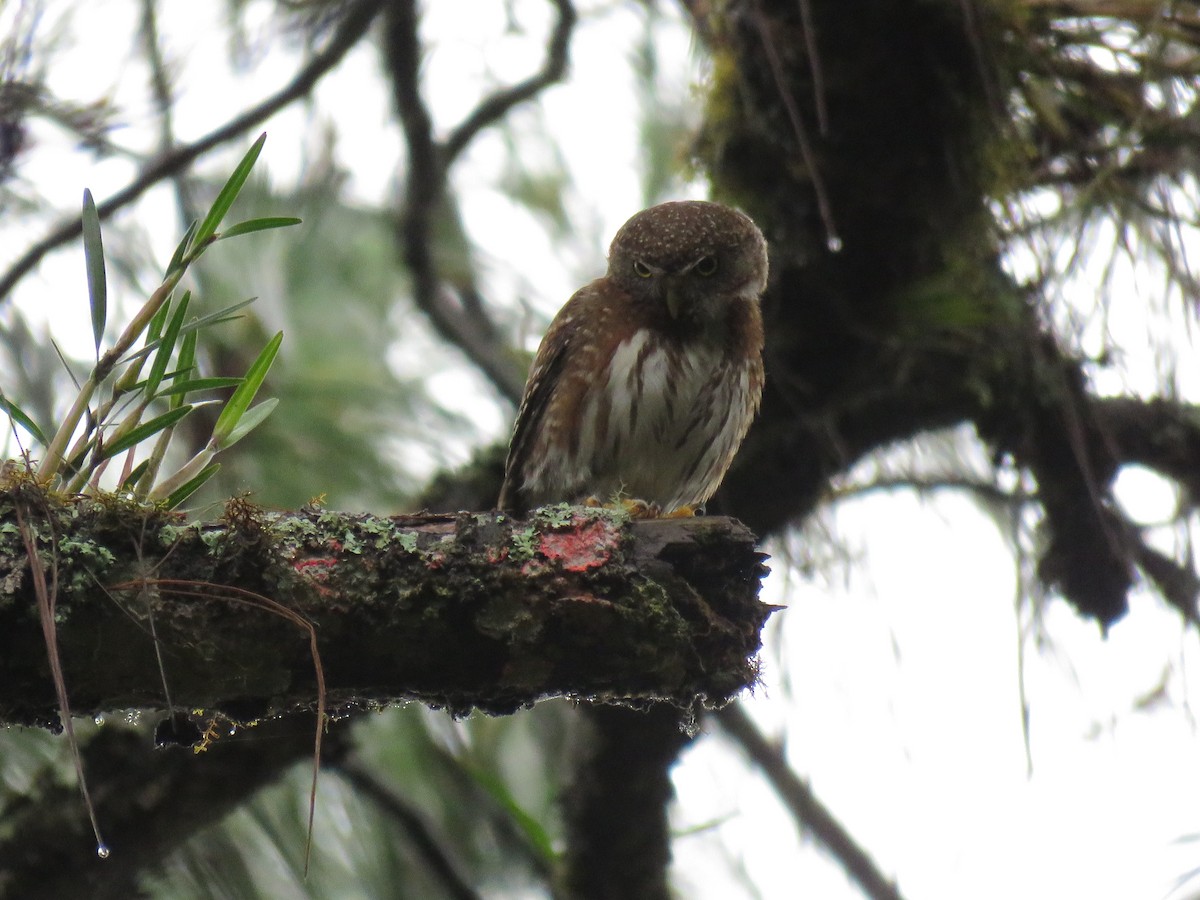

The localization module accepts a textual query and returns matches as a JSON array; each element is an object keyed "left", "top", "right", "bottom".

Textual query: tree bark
[
  {"left": 561, "top": 704, "right": 691, "bottom": 900},
  {"left": 0, "top": 485, "right": 772, "bottom": 728}
]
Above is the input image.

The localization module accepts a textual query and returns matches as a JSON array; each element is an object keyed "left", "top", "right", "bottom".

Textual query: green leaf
[
  {"left": 176, "top": 329, "right": 197, "bottom": 378},
  {"left": 82, "top": 189, "right": 107, "bottom": 357},
  {"left": 211, "top": 331, "right": 282, "bottom": 448},
  {"left": 145, "top": 291, "right": 190, "bottom": 397},
  {"left": 120, "top": 459, "right": 151, "bottom": 491},
  {"left": 158, "top": 376, "right": 243, "bottom": 397},
  {"left": 99, "top": 405, "right": 194, "bottom": 460},
  {"left": 219, "top": 397, "right": 277, "bottom": 450},
  {"left": 167, "top": 220, "right": 198, "bottom": 275},
  {"left": 118, "top": 294, "right": 176, "bottom": 385},
  {"left": 118, "top": 298, "right": 256, "bottom": 368},
  {"left": 467, "top": 766, "right": 557, "bottom": 864},
  {"left": 191, "top": 133, "right": 267, "bottom": 253},
  {"left": 164, "top": 462, "right": 220, "bottom": 509},
  {"left": 0, "top": 393, "right": 49, "bottom": 447},
  {"left": 177, "top": 298, "right": 257, "bottom": 336},
  {"left": 218, "top": 217, "right": 302, "bottom": 240},
  {"left": 171, "top": 330, "right": 199, "bottom": 410}
]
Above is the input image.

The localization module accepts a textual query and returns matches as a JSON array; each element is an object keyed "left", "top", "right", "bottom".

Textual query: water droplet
[
  {"left": 826, "top": 234, "right": 844, "bottom": 253},
  {"left": 96, "top": 843, "right": 110, "bottom": 859},
  {"left": 93, "top": 714, "right": 105, "bottom": 727}
]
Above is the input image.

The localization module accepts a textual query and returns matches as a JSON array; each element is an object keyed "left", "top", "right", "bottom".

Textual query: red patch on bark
[{"left": 536, "top": 517, "right": 619, "bottom": 572}]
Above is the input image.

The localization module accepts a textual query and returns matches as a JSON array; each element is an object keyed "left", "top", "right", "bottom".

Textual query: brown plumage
[{"left": 498, "top": 200, "right": 768, "bottom": 515}]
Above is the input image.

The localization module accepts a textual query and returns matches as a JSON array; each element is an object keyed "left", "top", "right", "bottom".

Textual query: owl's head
[{"left": 606, "top": 200, "right": 768, "bottom": 323}]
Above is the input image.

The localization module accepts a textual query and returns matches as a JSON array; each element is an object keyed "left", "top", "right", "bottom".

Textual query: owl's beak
[{"left": 664, "top": 280, "right": 685, "bottom": 320}]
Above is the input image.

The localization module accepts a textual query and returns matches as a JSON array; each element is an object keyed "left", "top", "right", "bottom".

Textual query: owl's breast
[{"left": 575, "top": 328, "right": 760, "bottom": 508}]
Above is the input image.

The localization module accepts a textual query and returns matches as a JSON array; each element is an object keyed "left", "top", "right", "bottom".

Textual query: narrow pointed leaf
[
  {"left": 117, "top": 298, "right": 256, "bottom": 367},
  {"left": 177, "top": 298, "right": 257, "bottom": 336},
  {"left": 117, "top": 294, "right": 176, "bottom": 387},
  {"left": 99, "top": 405, "right": 194, "bottom": 460},
  {"left": 219, "top": 397, "right": 278, "bottom": 450},
  {"left": 81, "top": 189, "right": 107, "bottom": 357},
  {"left": 164, "top": 462, "right": 220, "bottom": 510},
  {"left": 0, "top": 393, "right": 49, "bottom": 447},
  {"left": 167, "top": 220, "right": 198, "bottom": 275},
  {"left": 218, "top": 217, "right": 302, "bottom": 240},
  {"left": 146, "top": 291, "right": 190, "bottom": 397},
  {"left": 168, "top": 327, "right": 199, "bottom": 410},
  {"left": 159, "top": 376, "right": 243, "bottom": 396},
  {"left": 192, "top": 133, "right": 267, "bottom": 253},
  {"left": 120, "top": 459, "right": 151, "bottom": 491},
  {"left": 211, "top": 331, "right": 282, "bottom": 448},
  {"left": 176, "top": 329, "right": 198, "bottom": 380}
]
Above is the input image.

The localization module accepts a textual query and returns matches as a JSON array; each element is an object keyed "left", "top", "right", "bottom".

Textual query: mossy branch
[{"left": 0, "top": 487, "right": 773, "bottom": 728}]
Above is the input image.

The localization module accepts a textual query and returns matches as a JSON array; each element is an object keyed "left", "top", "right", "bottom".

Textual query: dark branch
[
  {"left": 0, "top": 490, "right": 772, "bottom": 726},
  {"left": 0, "top": 0, "right": 384, "bottom": 305},
  {"left": 441, "top": 0, "right": 577, "bottom": 167},
  {"left": 562, "top": 705, "right": 691, "bottom": 900},
  {"left": 0, "top": 715, "right": 343, "bottom": 900},
  {"left": 384, "top": 0, "right": 577, "bottom": 406},
  {"left": 717, "top": 704, "right": 906, "bottom": 900}
]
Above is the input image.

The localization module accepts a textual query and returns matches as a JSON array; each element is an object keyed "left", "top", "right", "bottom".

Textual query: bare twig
[
  {"left": 0, "top": 0, "right": 384, "bottom": 305},
  {"left": 795, "top": 0, "right": 828, "bottom": 136},
  {"left": 717, "top": 704, "right": 905, "bottom": 900},
  {"left": 139, "top": 0, "right": 199, "bottom": 228},
  {"left": 442, "top": 0, "right": 576, "bottom": 167},
  {"left": 385, "top": 0, "right": 577, "bottom": 406}
]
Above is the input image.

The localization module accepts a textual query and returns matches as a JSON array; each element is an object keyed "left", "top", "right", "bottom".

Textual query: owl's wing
[{"left": 497, "top": 306, "right": 578, "bottom": 513}]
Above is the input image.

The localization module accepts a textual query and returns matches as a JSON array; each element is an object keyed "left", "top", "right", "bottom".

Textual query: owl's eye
[
  {"left": 632, "top": 260, "right": 653, "bottom": 278},
  {"left": 694, "top": 255, "right": 719, "bottom": 277}
]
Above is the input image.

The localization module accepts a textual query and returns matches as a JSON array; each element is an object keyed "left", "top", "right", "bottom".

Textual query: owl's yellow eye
[
  {"left": 694, "top": 255, "right": 719, "bottom": 277},
  {"left": 632, "top": 260, "right": 653, "bottom": 278}
]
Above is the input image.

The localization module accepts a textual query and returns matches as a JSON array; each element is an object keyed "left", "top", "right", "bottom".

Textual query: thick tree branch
[
  {"left": 0, "top": 487, "right": 772, "bottom": 727},
  {"left": 0, "top": 0, "right": 384, "bottom": 305},
  {"left": 562, "top": 704, "right": 691, "bottom": 900}
]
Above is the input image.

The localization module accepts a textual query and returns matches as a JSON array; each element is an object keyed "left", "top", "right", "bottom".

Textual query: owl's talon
[
  {"left": 662, "top": 504, "right": 699, "bottom": 518},
  {"left": 621, "top": 499, "right": 658, "bottom": 518}
]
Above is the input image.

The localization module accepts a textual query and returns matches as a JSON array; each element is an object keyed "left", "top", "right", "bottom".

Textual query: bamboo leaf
[
  {"left": 120, "top": 459, "right": 151, "bottom": 491},
  {"left": 167, "top": 220, "right": 198, "bottom": 275},
  {"left": 164, "top": 462, "right": 220, "bottom": 509},
  {"left": 177, "top": 298, "right": 257, "bottom": 335},
  {"left": 116, "top": 293, "right": 175, "bottom": 391},
  {"left": 211, "top": 331, "right": 282, "bottom": 448},
  {"left": 145, "top": 291, "right": 191, "bottom": 397},
  {"left": 99, "top": 405, "right": 194, "bottom": 460},
  {"left": 169, "top": 330, "right": 199, "bottom": 410},
  {"left": 159, "top": 376, "right": 243, "bottom": 396},
  {"left": 218, "top": 217, "right": 302, "bottom": 240},
  {"left": 0, "top": 393, "right": 49, "bottom": 447},
  {"left": 81, "top": 189, "right": 107, "bottom": 357},
  {"left": 191, "top": 133, "right": 267, "bottom": 253},
  {"left": 219, "top": 397, "right": 277, "bottom": 450},
  {"left": 118, "top": 298, "right": 256, "bottom": 367}
]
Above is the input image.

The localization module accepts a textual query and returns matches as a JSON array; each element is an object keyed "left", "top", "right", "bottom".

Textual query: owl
[{"left": 498, "top": 200, "right": 767, "bottom": 516}]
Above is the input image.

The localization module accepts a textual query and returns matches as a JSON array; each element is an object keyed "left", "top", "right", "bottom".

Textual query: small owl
[{"left": 498, "top": 200, "right": 767, "bottom": 516}]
